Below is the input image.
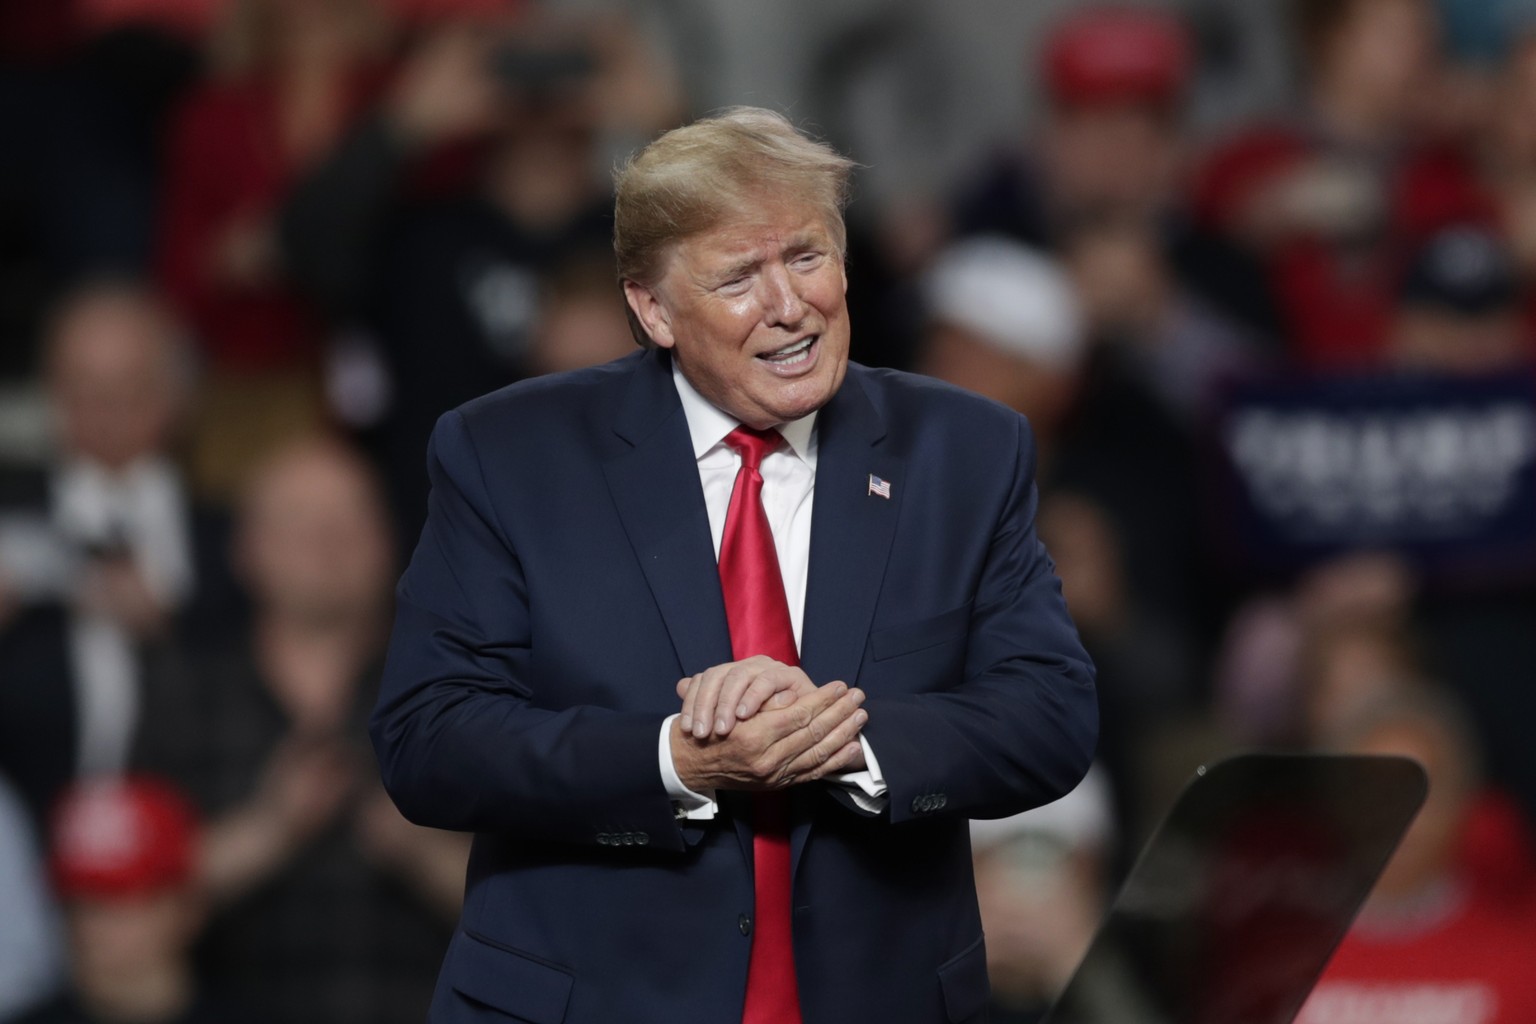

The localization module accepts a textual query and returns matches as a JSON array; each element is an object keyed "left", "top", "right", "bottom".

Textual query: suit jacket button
[
  {"left": 739, "top": 914, "right": 752, "bottom": 936},
  {"left": 636, "top": 832, "right": 650, "bottom": 846},
  {"left": 910, "top": 796, "right": 924, "bottom": 814},
  {"left": 597, "top": 833, "right": 611, "bottom": 845},
  {"left": 935, "top": 794, "right": 948, "bottom": 809}
]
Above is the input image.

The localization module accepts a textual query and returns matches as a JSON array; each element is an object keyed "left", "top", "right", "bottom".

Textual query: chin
[{"left": 767, "top": 377, "right": 841, "bottom": 423}]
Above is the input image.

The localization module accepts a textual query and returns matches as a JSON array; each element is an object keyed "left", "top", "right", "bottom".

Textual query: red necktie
[{"left": 719, "top": 426, "right": 803, "bottom": 1024}]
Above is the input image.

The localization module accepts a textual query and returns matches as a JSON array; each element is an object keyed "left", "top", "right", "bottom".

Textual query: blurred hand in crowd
[
  {"left": 1295, "top": 552, "right": 1415, "bottom": 631},
  {"left": 354, "top": 785, "right": 471, "bottom": 919},
  {"left": 199, "top": 731, "right": 360, "bottom": 905},
  {"left": 256, "top": 732, "right": 361, "bottom": 844},
  {"left": 77, "top": 553, "right": 170, "bottom": 639},
  {"left": 386, "top": 21, "right": 504, "bottom": 148},
  {"left": 209, "top": 214, "right": 282, "bottom": 290},
  {"left": 1037, "top": 493, "right": 1126, "bottom": 635},
  {"left": 1064, "top": 218, "right": 1172, "bottom": 342}
]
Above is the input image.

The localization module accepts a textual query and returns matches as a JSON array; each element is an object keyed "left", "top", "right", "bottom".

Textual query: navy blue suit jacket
[{"left": 371, "top": 349, "right": 1097, "bottom": 1024}]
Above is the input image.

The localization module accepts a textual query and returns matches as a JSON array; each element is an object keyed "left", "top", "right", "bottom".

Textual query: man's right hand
[{"left": 671, "top": 681, "right": 866, "bottom": 794}]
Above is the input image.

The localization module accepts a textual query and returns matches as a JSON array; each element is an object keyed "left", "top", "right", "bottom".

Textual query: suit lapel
[
  {"left": 601, "top": 350, "right": 733, "bottom": 678},
  {"left": 799, "top": 366, "right": 901, "bottom": 693},
  {"left": 794, "top": 366, "right": 902, "bottom": 873}
]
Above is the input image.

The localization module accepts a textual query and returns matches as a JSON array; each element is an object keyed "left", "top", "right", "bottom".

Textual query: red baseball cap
[
  {"left": 50, "top": 776, "right": 199, "bottom": 899},
  {"left": 1043, "top": 7, "right": 1193, "bottom": 108}
]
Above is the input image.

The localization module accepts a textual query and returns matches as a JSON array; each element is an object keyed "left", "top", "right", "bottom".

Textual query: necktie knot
[{"left": 724, "top": 426, "right": 784, "bottom": 473}]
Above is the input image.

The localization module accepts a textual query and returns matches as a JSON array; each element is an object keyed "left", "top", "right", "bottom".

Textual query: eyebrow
[
  {"left": 715, "top": 256, "right": 759, "bottom": 283},
  {"left": 712, "top": 233, "right": 826, "bottom": 284}
]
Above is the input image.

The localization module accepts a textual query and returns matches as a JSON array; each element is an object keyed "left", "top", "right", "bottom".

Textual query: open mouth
[{"left": 757, "top": 335, "right": 818, "bottom": 368}]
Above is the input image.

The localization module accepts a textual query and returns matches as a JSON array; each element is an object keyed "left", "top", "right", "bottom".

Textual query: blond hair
[{"left": 613, "top": 108, "right": 856, "bottom": 341}]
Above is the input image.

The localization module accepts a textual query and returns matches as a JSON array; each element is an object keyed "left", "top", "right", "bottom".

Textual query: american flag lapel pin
[{"left": 867, "top": 474, "right": 892, "bottom": 499}]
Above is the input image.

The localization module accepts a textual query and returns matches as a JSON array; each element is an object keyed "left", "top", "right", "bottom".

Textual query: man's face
[
  {"left": 239, "top": 449, "right": 393, "bottom": 624},
  {"left": 625, "top": 198, "right": 850, "bottom": 428},
  {"left": 1043, "top": 103, "right": 1181, "bottom": 220},
  {"left": 48, "top": 299, "right": 181, "bottom": 470}
]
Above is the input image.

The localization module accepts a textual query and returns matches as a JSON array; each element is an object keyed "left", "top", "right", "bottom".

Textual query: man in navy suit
[{"left": 371, "top": 107, "right": 1097, "bottom": 1024}]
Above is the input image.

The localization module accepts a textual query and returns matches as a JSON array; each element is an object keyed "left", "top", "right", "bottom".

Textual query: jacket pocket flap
[
  {"left": 870, "top": 602, "right": 973, "bottom": 661},
  {"left": 449, "top": 929, "right": 574, "bottom": 1023},
  {"left": 937, "top": 934, "right": 990, "bottom": 1023}
]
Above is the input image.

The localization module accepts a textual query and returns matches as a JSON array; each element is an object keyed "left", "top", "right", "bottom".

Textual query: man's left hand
[{"left": 676, "top": 656, "right": 817, "bottom": 739}]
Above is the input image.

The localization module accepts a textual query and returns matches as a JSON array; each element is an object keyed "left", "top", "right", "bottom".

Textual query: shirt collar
[{"left": 671, "top": 359, "right": 818, "bottom": 465}]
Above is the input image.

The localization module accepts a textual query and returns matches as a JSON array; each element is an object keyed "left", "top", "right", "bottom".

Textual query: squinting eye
[{"left": 792, "top": 252, "right": 824, "bottom": 268}]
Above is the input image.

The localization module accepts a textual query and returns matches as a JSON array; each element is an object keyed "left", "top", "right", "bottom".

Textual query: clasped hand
[{"left": 669, "top": 656, "right": 867, "bottom": 793}]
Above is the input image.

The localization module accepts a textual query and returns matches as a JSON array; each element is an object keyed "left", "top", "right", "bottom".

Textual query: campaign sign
[{"left": 1210, "top": 371, "right": 1536, "bottom": 581}]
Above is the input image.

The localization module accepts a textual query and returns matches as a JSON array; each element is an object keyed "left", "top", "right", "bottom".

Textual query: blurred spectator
[
  {"left": 1390, "top": 225, "right": 1531, "bottom": 373},
  {"left": 16, "top": 776, "right": 246, "bottom": 1024},
  {"left": 920, "top": 229, "right": 1202, "bottom": 607},
  {"left": 0, "top": 282, "right": 236, "bottom": 831},
  {"left": 1296, "top": 613, "right": 1425, "bottom": 743},
  {"left": 280, "top": 8, "right": 678, "bottom": 543},
  {"left": 952, "top": 5, "right": 1278, "bottom": 340},
  {"left": 1214, "top": 552, "right": 1417, "bottom": 746},
  {"left": 971, "top": 766, "right": 1115, "bottom": 1024},
  {"left": 131, "top": 438, "right": 466, "bottom": 1024},
  {"left": 1061, "top": 214, "right": 1266, "bottom": 423},
  {"left": 1192, "top": 0, "right": 1496, "bottom": 370},
  {"left": 156, "top": 0, "right": 396, "bottom": 497},
  {"left": 526, "top": 252, "right": 636, "bottom": 375},
  {"left": 0, "top": 771, "right": 67, "bottom": 1020},
  {"left": 919, "top": 236, "right": 1086, "bottom": 440},
  {"left": 1298, "top": 687, "right": 1536, "bottom": 1024}
]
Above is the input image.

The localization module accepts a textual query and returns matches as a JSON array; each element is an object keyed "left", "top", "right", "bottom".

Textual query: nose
[{"left": 760, "top": 262, "right": 808, "bottom": 328}]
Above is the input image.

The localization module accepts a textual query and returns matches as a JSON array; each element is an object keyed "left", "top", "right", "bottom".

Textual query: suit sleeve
[
  {"left": 856, "top": 414, "right": 1098, "bottom": 824},
  {"left": 369, "top": 410, "right": 688, "bottom": 849}
]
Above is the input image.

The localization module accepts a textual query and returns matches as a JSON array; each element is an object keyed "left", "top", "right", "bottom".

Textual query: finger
[
  {"left": 759, "top": 683, "right": 857, "bottom": 759},
  {"left": 785, "top": 702, "right": 869, "bottom": 780},
  {"left": 689, "top": 665, "right": 735, "bottom": 739},
  {"left": 791, "top": 688, "right": 866, "bottom": 759},
  {"left": 757, "top": 681, "right": 848, "bottom": 746},
  {"left": 765, "top": 689, "right": 797, "bottom": 710},
  {"left": 679, "top": 673, "right": 703, "bottom": 734},
  {"left": 715, "top": 662, "right": 783, "bottom": 732},
  {"left": 735, "top": 665, "right": 811, "bottom": 722},
  {"left": 676, "top": 676, "right": 692, "bottom": 700},
  {"left": 804, "top": 740, "right": 864, "bottom": 781},
  {"left": 710, "top": 660, "right": 775, "bottom": 736}
]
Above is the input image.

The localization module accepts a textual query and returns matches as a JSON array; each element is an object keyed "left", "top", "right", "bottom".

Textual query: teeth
[{"left": 764, "top": 337, "right": 814, "bottom": 360}]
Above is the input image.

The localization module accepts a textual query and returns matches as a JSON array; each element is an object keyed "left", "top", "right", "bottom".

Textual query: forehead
[{"left": 666, "top": 201, "right": 835, "bottom": 269}]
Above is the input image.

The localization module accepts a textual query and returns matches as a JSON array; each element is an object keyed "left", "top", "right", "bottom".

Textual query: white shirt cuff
[
  {"left": 827, "top": 736, "right": 888, "bottom": 812},
  {"left": 659, "top": 714, "right": 717, "bottom": 820}
]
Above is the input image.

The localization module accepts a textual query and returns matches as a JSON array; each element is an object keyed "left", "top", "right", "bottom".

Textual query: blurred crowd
[{"left": 1, "top": 0, "right": 1535, "bottom": 1021}]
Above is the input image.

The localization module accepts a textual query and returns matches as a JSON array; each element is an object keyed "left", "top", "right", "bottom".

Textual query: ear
[{"left": 622, "top": 279, "right": 675, "bottom": 349}]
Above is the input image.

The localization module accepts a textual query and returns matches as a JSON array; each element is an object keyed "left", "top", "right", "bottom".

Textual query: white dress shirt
[
  {"left": 53, "top": 457, "right": 194, "bottom": 778},
  {"left": 657, "top": 364, "right": 887, "bottom": 818}
]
